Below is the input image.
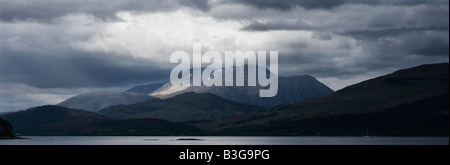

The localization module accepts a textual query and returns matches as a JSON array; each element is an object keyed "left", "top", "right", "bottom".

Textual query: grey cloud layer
[
  {"left": 0, "top": 49, "right": 169, "bottom": 88},
  {"left": 223, "top": 0, "right": 448, "bottom": 10},
  {"left": 0, "top": 0, "right": 447, "bottom": 86},
  {"left": 0, "top": 0, "right": 211, "bottom": 22},
  {"left": 231, "top": 2, "right": 449, "bottom": 76},
  {"left": 1, "top": 0, "right": 448, "bottom": 22},
  {"left": 241, "top": 4, "right": 449, "bottom": 32}
]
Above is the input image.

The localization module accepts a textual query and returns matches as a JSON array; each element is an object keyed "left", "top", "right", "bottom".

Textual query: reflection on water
[{"left": 0, "top": 136, "right": 448, "bottom": 145}]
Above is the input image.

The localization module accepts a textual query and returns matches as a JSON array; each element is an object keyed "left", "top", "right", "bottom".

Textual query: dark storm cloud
[
  {"left": 0, "top": 0, "right": 211, "bottom": 22},
  {"left": 0, "top": 49, "right": 170, "bottom": 88},
  {"left": 223, "top": 0, "right": 447, "bottom": 10},
  {"left": 287, "top": 30, "right": 448, "bottom": 77},
  {"left": 371, "top": 30, "right": 449, "bottom": 57},
  {"left": 342, "top": 27, "right": 449, "bottom": 40},
  {"left": 223, "top": 0, "right": 350, "bottom": 10},
  {"left": 241, "top": 20, "right": 314, "bottom": 31},
  {"left": 237, "top": 0, "right": 449, "bottom": 63},
  {"left": 241, "top": 3, "right": 449, "bottom": 33}
]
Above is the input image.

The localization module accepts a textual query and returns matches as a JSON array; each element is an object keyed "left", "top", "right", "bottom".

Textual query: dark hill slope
[
  {"left": 99, "top": 92, "right": 263, "bottom": 123},
  {"left": 2, "top": 105, "right": 203, "bottom": 135},
  {"left": 235, "top": 63, "right": 449, "bottom": 126}
]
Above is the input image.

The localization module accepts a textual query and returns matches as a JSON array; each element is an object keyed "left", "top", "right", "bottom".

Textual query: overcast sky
[{"left": 0, "top": 0, "right": 448, "bottom": 112}]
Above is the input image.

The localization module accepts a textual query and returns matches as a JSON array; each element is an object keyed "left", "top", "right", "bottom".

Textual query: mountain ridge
[
  {"left": 149, "top": 73, "right": 334, "bottom": 107},
  {"left": 58, "top": 91, "right": 155, "bottom": 112}
]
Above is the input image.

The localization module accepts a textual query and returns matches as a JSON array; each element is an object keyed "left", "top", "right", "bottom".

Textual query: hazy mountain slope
[
  {"left": 126, "top": 82, "right": 166, "bottom": 94},
  {"left": 98, "top": 92, "right": 263, "bottom": 123},
  {"left": 58, "top": 91, "right": 154, "bottom": 112}
]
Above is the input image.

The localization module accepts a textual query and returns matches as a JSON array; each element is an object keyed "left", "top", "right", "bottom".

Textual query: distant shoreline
[
  {"left": 0, "top": 136, "right": 27, "bottom": 140},
  {"left": 3, "top": 135, "right": 449, "bottom": 137},
  {"left": 0, "top": 136, "right": 447, "bottom": 145}
]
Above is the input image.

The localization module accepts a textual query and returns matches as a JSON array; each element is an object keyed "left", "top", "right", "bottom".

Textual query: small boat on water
[{"left": 364, "top": 128, "right": 370, "bottom": 138}]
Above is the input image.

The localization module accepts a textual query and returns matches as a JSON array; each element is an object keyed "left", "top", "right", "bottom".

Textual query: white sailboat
[{"left": 364, "top": 128, "right": 370, "bottom": 138}]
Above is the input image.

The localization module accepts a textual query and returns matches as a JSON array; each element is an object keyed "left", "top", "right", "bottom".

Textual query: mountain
[
  {"left": 185, "top": 75, "right": 334, "bottom": 108},
  {"left": 216, "top": 63, "right": 449, "bottom": 135},
  {"left": 58, "top": 91, "right": 154, "bottom": 112},
  {"left": 98, "top": 92, "right": 263, "bottom": 124},
  {"left": 2, "top": 105, "right": 203, "bottom": 136},
  {"left": 149, "top": 66, "right": 333, "bottom": 107},
  {"left": 126, "top": 82, "right": 166, "bottom": 94}
]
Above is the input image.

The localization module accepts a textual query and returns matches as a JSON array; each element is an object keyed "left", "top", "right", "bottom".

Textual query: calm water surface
[{"left": 0, "top": 136, "right": 448, "bottom": 145}]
